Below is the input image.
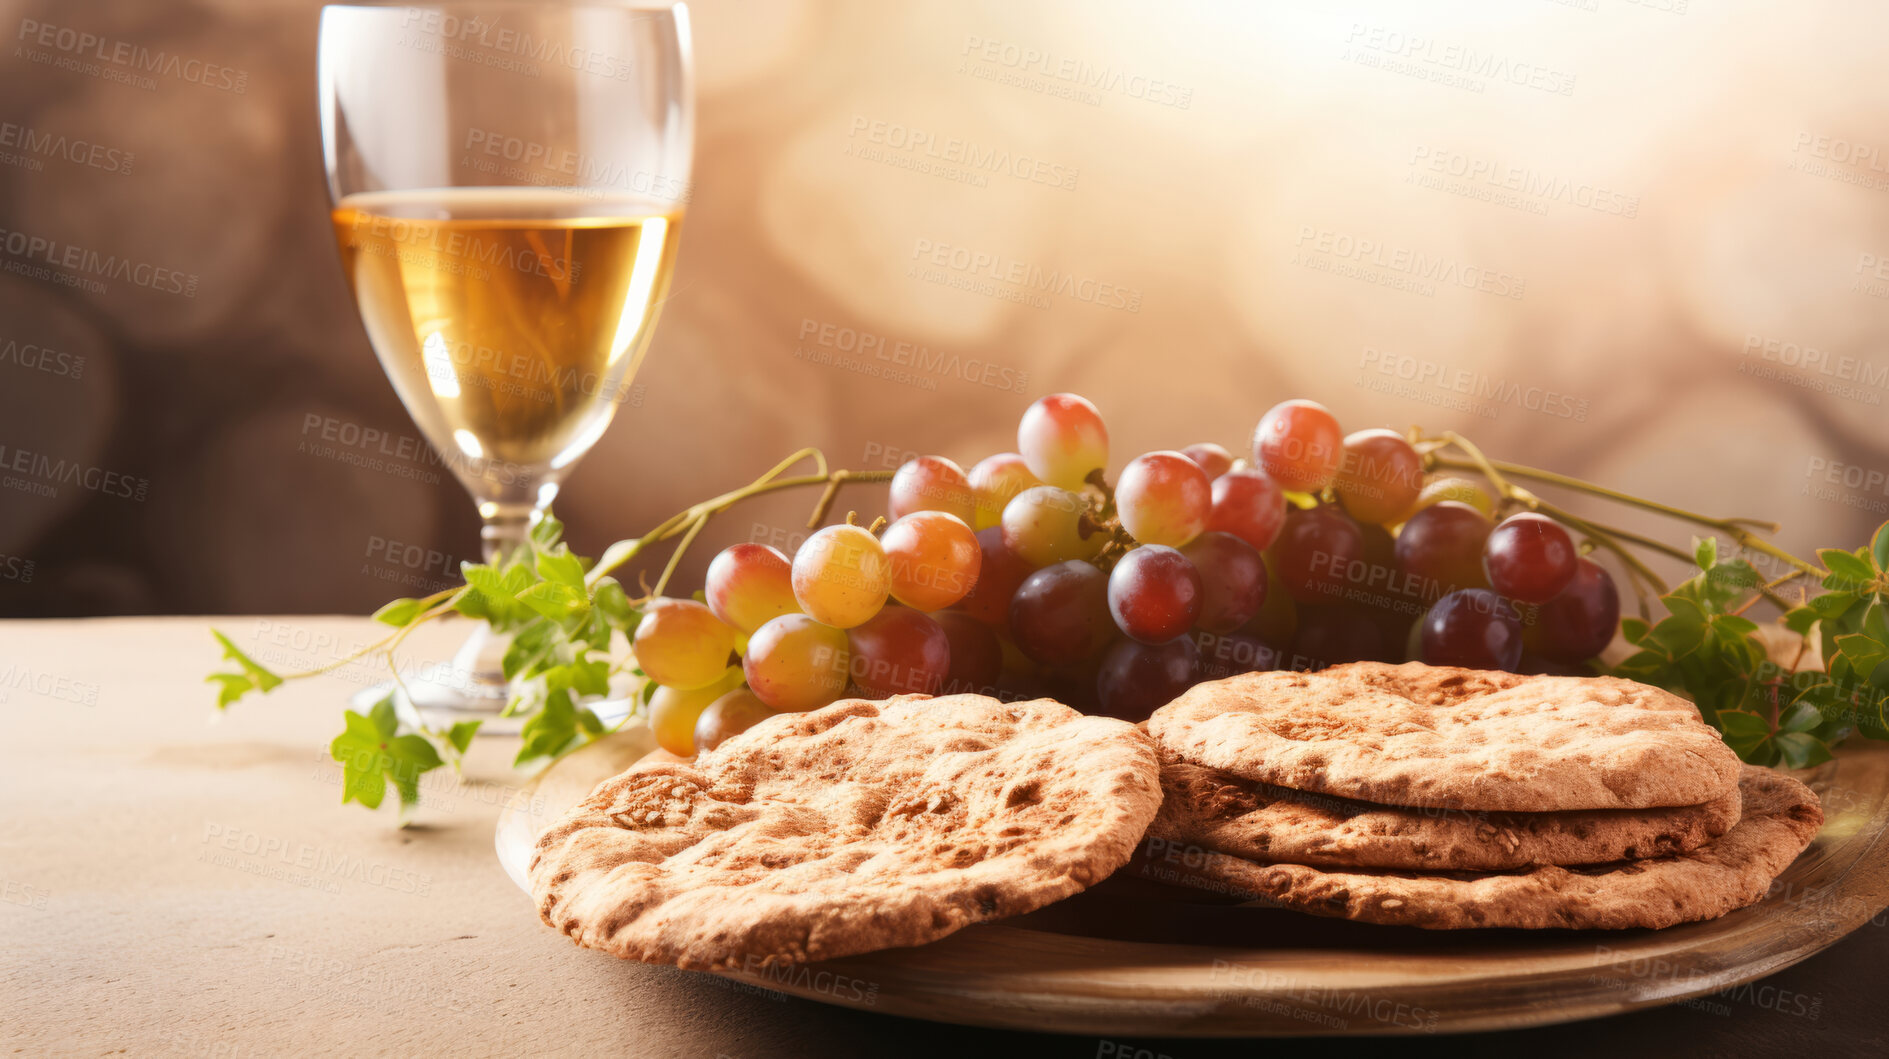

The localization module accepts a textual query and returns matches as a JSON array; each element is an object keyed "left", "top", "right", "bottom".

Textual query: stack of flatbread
[{"left": 1141, "top": 662, "right": 1824, "bottom": 929}]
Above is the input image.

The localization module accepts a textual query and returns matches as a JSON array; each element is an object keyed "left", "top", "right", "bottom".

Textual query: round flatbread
[
  {"left": 530, "top": 694, "right": 1160, "bottom": 969},
  {"left": 1149, "top": 662, "right": 1741, "bottom": 812},
  {"left": 1153, "top": 751, "right": 1743, "bottom": 871},
  {"left": 1141, "top": 765, "right": 1821, "bottom": 930}
]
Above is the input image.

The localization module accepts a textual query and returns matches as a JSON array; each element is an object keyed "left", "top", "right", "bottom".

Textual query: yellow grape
[
  {"left": 881, "top": 511, "right": 982, "bottom": 611},
  {"left": 791, "top": 524, "right": 890, "bottom": 628},
  {"left": 1414, "top": 477, "right": 1496, "bottom": 518},
  {"left": 647, "top": 667, "right": 742, "bottom": 756},
  {"left": 967, "top": 453, "right": 1042, "bottom": 530},
  {"left": 633, "top": 598, "right": 738, "bottom": 689},
  {"left": 1001, "top": 485, "right": 1105, "bottom": 567}
]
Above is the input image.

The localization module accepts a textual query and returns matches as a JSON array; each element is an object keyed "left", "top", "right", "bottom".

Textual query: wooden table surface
[{"left": 4, "top": 617, "right": 1886, "bottom": 1058}]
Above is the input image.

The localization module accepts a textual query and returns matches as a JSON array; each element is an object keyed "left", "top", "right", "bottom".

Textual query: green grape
[
  {"left": 633, "top": 598, "right": 738, "bottom": 690},
  {"left": 791, "top": 524, "right": 890, "bottom": 628},
  {"left": 1001, "top": 485, "right": 1105, "bottom": 567},
  {"left": 647, "top": 667, "right": 742, "bottom": 757},
  {"left": 744, "top": 614, "right": 853, "bottom": 712}
]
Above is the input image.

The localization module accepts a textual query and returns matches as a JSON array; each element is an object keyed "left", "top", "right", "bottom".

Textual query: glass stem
[{"left": 480, "top": 502, "right": 541, "bottom": 564}]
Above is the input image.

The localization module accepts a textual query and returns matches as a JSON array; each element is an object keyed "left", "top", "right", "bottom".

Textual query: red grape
[
  {"left": 1483, "top": 513, "right": 1578, "bottom": 604},
  {"left": 1116, "top": 450, "right": 1212, "bottom": 546},
  {"left": 1394, "top": 501, "right": 1493, "bottom": 597},
  {"left": 1010, "top": 560, "right": 1112, "bottom": 664},
  {"left": 847, "top": 607, "right": 951, "bottom": 697},
  {"left": 967, "top": 452, "right": 1041, "bottom": 530},
  {"left": 956, "top": 527, "right": 1033, "bottom": 626},
  {"left": 1107, "top": 545, "right": 1203, "bottom": 644},
  {"left": 1192, "top": 629, "right": 1281, "bottom": 681},
  {"left": 1420, "top": 589, "right": 1523, "bottom": 670},
  {"left": 888, "top": 456, "right": 974, "bottom": 523},
  {"left": 1096, "top": 636, "right": 1199, "bottom": 722},
  {"left": 881, "top": 511, "right": 982, "bottom": 611},
  {"left": 1179, "top": 531, "right": 1266, "bottom": 632},
  {"left": 1334, "top": 429, "right": 1423, "bottom": 525},
  {"left": 1530, "top": 557, "right": 1620, "bottom": 662},
  {"left": 934, "top": 609, "right": 1002, "bottom": 694},
  {"left": 1244, "top": 557, "right": 1298, "bottom": 644},
  {"left": 1291, "top": 605, "right": 1389, "bottom": 670},
  {"left": 1206, "top": 469, "right": 1287, "bottom": 552},
  {"left": 1269, "top": 504, "right": 1365, "bottom": 605},
  {"left": 704, "top": 543, "right": 799, "bottom": 635},
  {"left": 1251, "top": 399, "right": 1343, "bottom": 491},
  {"left": 1018, "top": 393, "right": 1109, "bottom": 490},
  {"left": 694, "top": 688, "right": 775, "bottom": 754},
  {"left": 1181, "top": 442, "right": 1235, "bottom": 479}
]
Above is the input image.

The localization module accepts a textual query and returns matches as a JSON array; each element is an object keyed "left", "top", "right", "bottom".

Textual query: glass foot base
[
  {"left": 350, "top": 621, "right": 523, "bottom": 735},
  {"left": 352, "top": 673, "right": 525, "bottom": 736}
]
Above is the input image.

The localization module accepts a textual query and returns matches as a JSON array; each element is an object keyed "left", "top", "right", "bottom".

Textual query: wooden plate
[{"left": 495, "top": 731, "right": 1889, "bottom": 1036}]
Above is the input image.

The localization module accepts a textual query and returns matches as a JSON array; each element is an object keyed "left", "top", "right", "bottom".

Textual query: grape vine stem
[{"left": 1419, "top": 434, "right": 1823, "bottom": 616}]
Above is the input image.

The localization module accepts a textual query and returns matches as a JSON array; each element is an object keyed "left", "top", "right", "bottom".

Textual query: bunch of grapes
[
  {"left": 631, "top": 467, "right": 987, "bottom": 756},
  {"left": 633, "top": 392, "right": 1624, "bottom": 750}
]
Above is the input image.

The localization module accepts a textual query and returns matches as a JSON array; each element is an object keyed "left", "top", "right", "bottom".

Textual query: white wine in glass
[{"left": 320, "top": 3, "right": 692, "bottom": 728}]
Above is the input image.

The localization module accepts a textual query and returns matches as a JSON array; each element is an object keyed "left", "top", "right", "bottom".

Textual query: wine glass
[{"left": 319, "top": 2, "right": 692, "bottom": 729}]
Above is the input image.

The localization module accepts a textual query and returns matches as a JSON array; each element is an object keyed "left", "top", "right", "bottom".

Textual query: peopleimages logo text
[
  {"left": 15, "top": 19, "right": 248, "bottom": 93},
  {"left": 399, "top": 8, "right": 638, "bottom": 81}
]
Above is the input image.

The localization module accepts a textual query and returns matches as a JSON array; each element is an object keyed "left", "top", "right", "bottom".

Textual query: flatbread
[
  {"left": 1153, "top": 751, "right": 1743, "bottom": 870},
  {"left": 1141, "top": 765, "right": 1821, "bottom": 930},
  {"left": 1149, "top": 662, "right": 1740, "bottom": 812},
  {"left": 530, "top": 694, "right": 1160, "bottom": 969}
]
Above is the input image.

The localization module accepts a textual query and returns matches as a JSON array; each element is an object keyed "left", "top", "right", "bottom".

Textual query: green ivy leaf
[
  {"left": 329, "top": 697, "right": 444, "bottom": 819},
  {"left": 530, "top": 513, "right": 566, "bottom": 550},
  {"left": 1782, "top": 606, "right": 1820, "bottom": 637},
  {"left": 371, "top": 597, "right": 428, "bottom": 627},
  {"left": 535, "top": 547, "right": 586, "bottom": 589},
  {"left": 519, "top": 580, "right": 589, "bottom": 623},
  {"left": 1778, "top": 700, "right": 1824, "bottom": 734},
  {"left": 515, "top": 689, "right": 600, "bottom": 770},
  {"left": 1716, "top": 710, "right": 1773, "bottom": 760},
  {"left": 1821, "top": 549, "right": 1874, "bottom": 590},
  {"left": 1774, "top": 732, "right": 1835, "bottom": 770},
  {"left": 1621, "top": 617, "right": 1651, "bottom": 645},
  {"left": 447, "top": 721, "right": 481, "bottom": 754},
  {"left": 593, "top": 579, "right": 635, "bottom": 631},
  {"left": 458, "top": 562, "right": 536, "bottom": 627},
  {"left": 502, "top": 620, "right": 561, "bottom": 681},
  {"left": 207, "top": 630, "right": 282, "bottom": 709},
  {"left": 1694, "top": 536, "right": 1718, "bottom": 571},
  {"left": 1872, "top": 521, "right": 1889, "bottom": 573}
]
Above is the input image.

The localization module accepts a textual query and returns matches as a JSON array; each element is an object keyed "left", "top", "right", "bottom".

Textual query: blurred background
[{"left": 2, "top": 0, "right": 1886, "bottom": 618}]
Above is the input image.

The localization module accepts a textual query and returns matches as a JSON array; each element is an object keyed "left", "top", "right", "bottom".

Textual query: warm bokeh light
[{"left": 2, "top": 0, "right": 1885, "bottom": 614}]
